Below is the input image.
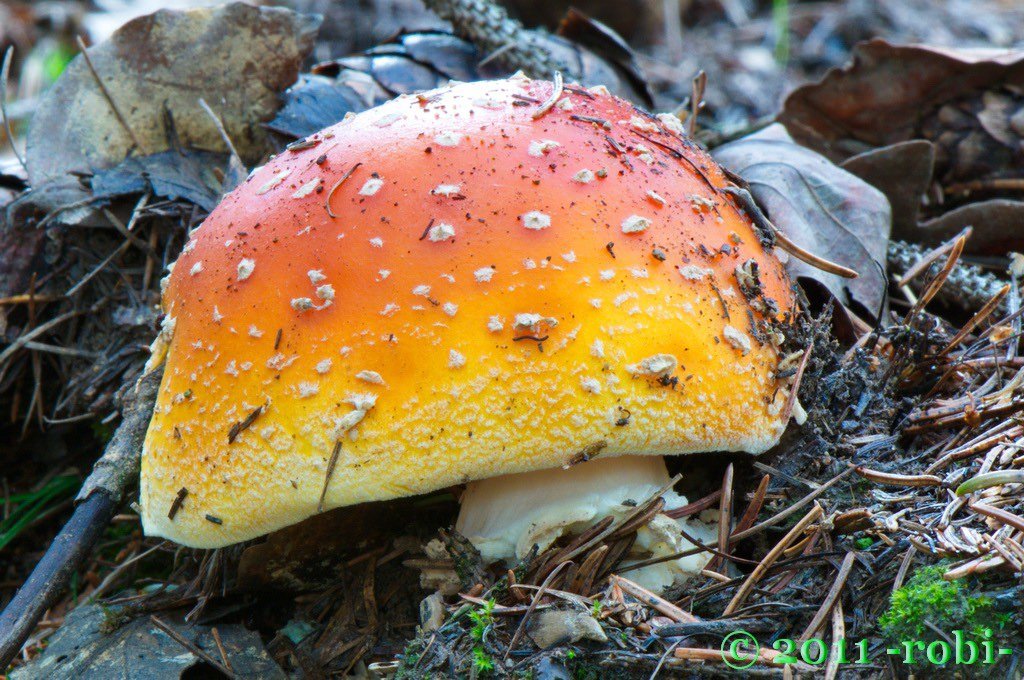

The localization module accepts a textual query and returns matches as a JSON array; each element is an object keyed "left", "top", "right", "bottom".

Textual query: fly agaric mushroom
[{"left": 140, "top": 76, "right": 795, "bottom": 592}]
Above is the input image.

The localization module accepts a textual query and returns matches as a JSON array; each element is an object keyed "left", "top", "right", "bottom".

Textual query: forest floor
[{"left": 4, "top": 0, "right": 1024, "bottom": 677}]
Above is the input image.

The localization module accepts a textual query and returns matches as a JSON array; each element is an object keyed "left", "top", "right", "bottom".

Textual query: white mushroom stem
[{"left": 454, "top": 455, "right": 718, "bottom": 593}]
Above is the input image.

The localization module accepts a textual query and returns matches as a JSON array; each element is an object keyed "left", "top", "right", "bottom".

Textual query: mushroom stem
[{"left": 454, "top": 455, "right": 717, "bottom": 593}]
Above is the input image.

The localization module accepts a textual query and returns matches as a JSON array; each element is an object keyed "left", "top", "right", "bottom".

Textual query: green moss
[
  {"left": 468, "top": 598, "right": 495, "bottom": 641},
  {"left": 0, "top": 474, "right": 80, "bottom": 552},
  {"left": 393, "top": 636, "right": 429, "bottom": 679},
  {"left": 854, "top": 536, "right": 874, "bottom": 550},
  {"left": 879, "top": 563, "right": 1001, "bottom": 645},
  {"left": 472, "top": 647, "right": 495, "bottom": 674},
  {"left": 466, "top": 599, "right": 497, "bottom": 674},
  {"left": 47, "top": 43, "right": 76, "bottom": 82},
  {"left": 91, "top": 418, "right": 115, "bottom": 444},
  {"left": 567, "top": 657, "right": 606, "bottom": 680}
]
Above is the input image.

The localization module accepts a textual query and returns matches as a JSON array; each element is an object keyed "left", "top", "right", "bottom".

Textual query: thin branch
[
  {"left": 75, "top": 36, "right": 148, "bottom": 155},
  {"left": 0, "top": 369, "right": 162, "bottom": 667},
  {"left": 150, "top": 616, "right": 238, "bottom": 679}
]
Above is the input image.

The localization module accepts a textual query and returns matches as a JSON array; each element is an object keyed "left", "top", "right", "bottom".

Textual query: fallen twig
[
  {"left": 724, "top": 503, "right": 824, "bottom": 616},
  {"left": 798, "top": 551, "right": 855, "bottom": 642},
  {"left": 150, "top": 615, "right": 237, "bottom": 679}
]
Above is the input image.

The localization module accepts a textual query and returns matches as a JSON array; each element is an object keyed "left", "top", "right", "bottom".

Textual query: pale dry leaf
[
  {"left": 713, "top": 124, "right": 891, "bottom": 314},
  {"left": 840, "top": 140, "right": 934, "bottom": 238}
]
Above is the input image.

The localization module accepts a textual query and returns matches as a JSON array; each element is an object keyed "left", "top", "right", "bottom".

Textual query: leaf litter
[
  {"left": 781, "top": 40, "right": 1024, "bottom": 258},
  {"left": 7, "top": 0, "right": 1024, "bottom": 677}
]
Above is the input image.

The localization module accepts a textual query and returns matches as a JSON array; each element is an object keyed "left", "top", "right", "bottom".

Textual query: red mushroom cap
[{"left": 140, "top": 77, "right": 795, "bottom": 547}]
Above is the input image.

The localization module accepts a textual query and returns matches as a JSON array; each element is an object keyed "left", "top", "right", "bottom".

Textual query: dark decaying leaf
[
  {"left": 237, "top": 506, "right": 367, "bottom": 591},
  {"left": 421, "top": 0, "right": 651, "bottom": 104},
  {"left": 0, "top": 214, "right": 46, "bottom": 297},
  {"left": 376, "top": 30, "right": 484, "bottom": 83},
  {"left": 0, "top": 170, "right": 44, "bottom": 336},
  {"left": 266, "top": 74, "right": 381, "bottom": 140},
  {"left": 269, "top": 15, "right": 652, "bottom": 140},
  {"left": 26, "top": 3, "right": 319, "bottom": 192},
  {"left": 0, "top": 219, "right": 47, "bottom": 336},
  {"left": 342, "top": 32, "right": 483, "bottom": 93},
  {"left": 713, "top": 124, "right": 891, "bottom": 315},
  {"left": 554, "top": 8, "right": 651, "bottom": 105},
  {"left": 237, "top": 499, "right": 431, "bottom": 591},
  {"left": 268, "top": 31, "right": 483, "bottom": 139},
  {"left": 91, "top": 149, "right": 242, "bottom": 212},
  {"left": 780, "top": 39, "right": 1024, "bottom": 161},
  {"left": 840, "top": 140, "right": 934, "bottom": 237},
  {"left": 507, "top": 0, "right": 659, "bottom": 45},
  {"left": 10, "top": 604, "right": 284, "bottom": 680},
  {"left": 920, "top": 85, "right": 1024, "bottom": 185}
]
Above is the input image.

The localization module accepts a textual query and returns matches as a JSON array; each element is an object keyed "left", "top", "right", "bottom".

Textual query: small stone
[
  {"left": 419, "top": 592, "right": 447, "bottom": 633},
  {"left": 528, "top": 609, "right": 607, "bottom": 649}
]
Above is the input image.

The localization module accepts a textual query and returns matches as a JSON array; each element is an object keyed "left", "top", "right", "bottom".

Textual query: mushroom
[{"left": 140, "top": 76, "right": 795, "bottom": 593}]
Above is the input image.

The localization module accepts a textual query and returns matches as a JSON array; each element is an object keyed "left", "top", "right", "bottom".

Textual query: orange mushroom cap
[{"left": 140, "top": 77, "right": 795, "bottom": 547}]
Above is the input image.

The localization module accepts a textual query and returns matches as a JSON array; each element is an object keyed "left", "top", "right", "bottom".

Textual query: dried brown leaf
[
  {"left": 913, "top": 199, "right": 1024, "bottom": 254},
  {"left": 780, "top": 39, "right": 1024, "bottom": 159},
  {"left": 237, "top": 500, "right": 424, "bottom": 590},
  {"left": 25, "top": 3, "right": 319, "bottom": 190},
  {"left": 779, "top": 39, "right": 1024, "bottom": 258}
]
